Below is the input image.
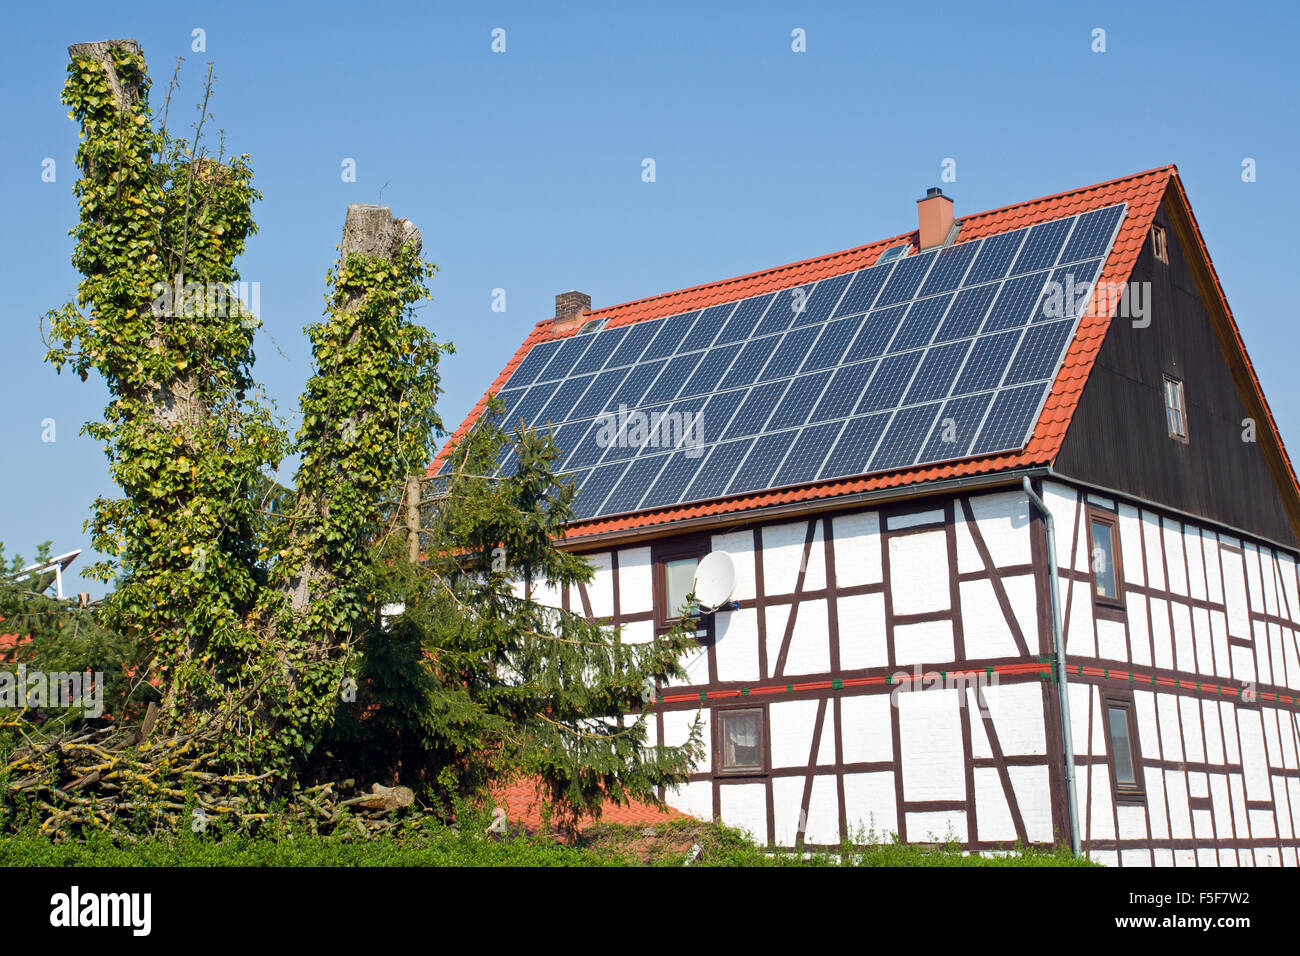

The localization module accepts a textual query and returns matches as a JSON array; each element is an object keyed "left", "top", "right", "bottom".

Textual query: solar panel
[{"left": 478, "top": 202, "right": 1125, "bottom": 520}]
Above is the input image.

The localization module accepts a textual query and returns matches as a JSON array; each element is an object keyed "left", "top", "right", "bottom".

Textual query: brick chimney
[
  {"left": 553, "top": 290, "right": 592, "bottom": 333},
  {"left": 916, "top": 187, "right": 956, "bottom": 250}
]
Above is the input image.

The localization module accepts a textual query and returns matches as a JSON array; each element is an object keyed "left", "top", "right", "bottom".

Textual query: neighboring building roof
[
  {"left": 434, "top": 165, "right": 1300, "bottom": 545},
  {"left": 491, "top": 778, "right": 691, "bottom": 838}
]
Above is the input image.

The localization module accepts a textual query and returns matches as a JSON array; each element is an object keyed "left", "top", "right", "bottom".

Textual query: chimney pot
[{"left": 916, "top": 187, "right": 956, "bottom": 250}]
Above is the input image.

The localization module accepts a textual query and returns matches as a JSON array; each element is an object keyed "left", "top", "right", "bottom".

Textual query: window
[
  {"left": 652, "top": 539, "right": 709, "bottom": 635},
  {"left": 578, "top": 317, "right": 607, "bottom": 334},
  {"left": 877, "top": 244, "right": 909, "bottom": 264},
  {"left": 663, "top": 557, "right": 699, "bottom": 620},
  {"left": 1151, "top": 224, "right": 1168, "bottom": 264},
  {"left": 1163, "top": 376, "right": 1188, "bottom": 442},
  {"left": 1087, "top": 510, "right": 1124, "bottom": 607},
  {"left": 717, "top": 707, "right": 765, "bottom": 774},
  {"left": 1104, "top": 696, "right": 1144, "bottom": 802}
]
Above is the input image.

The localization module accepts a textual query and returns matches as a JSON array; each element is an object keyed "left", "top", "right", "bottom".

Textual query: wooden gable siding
[{"left": 1054, "top": 197, "right": 1297, "bottom": 550}]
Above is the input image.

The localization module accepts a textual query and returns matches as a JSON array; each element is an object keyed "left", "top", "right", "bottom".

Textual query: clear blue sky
[{"left": 2, "top": 0, "right": 1297, "bottom": 593}]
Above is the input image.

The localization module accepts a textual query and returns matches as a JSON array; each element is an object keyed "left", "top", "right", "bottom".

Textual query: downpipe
[{"left": 1022, "top": 477, "right": 1081, "bottom": 857}]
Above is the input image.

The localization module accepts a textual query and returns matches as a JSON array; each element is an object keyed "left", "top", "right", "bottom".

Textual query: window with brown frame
[
  {"left": 1151, "top": 224, "right": 1168, "bottom": 264},
  {"left": 652, "top": 539, "right": 709, "bottom": 635},
  {"left": 716, "top": 707, "right": 766, "bottom": 775},
  {"left": 1087, "top": 509, "right": 1124, "bottom": 607},
  {"left": 1163, "top": 375, "right": 1189, "bottom": 443},
  {"left": 1104, "top": 694, "right": 1145, "bottom": 803}
]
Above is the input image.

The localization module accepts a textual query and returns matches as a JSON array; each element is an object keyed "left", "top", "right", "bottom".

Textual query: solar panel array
[{"left": 460, "top": 203, "right": 1126, "bottom": 521}]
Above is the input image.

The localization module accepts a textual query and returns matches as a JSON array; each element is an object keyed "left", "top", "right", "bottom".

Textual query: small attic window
[
  {"left": 877, "top": 245, "right": 910, "bottom": 265},
  {"left": 1163, "top": 375, "right": 1188, "bottom": 442},
  {"left": 1151, "top": 224, "right": 1168, "bottom": 264},
  {"left": 578, "top": 317, "right": 608, "bottom": 334}
]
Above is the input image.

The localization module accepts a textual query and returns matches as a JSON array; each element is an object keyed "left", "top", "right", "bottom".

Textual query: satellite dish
[{"left": 693, "top": 551, "right": 736, "bottom": 612}]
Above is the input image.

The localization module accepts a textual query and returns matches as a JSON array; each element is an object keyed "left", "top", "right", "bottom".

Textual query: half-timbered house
[{"left": 435, "top": 166, "right": 1300, "bottom": 866}]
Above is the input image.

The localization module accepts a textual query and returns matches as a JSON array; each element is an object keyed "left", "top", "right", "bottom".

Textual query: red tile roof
[
  {"left": 432, "top": 165, "right": 1299, "bottom": 542},
  {"left": 490, "top": 778, "right": 692, "bottom": 839}
]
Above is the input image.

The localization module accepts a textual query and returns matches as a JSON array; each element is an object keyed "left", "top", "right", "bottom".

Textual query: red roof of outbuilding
[{"left": 433, "top": 166, "right": 1300, "bottom": 543}]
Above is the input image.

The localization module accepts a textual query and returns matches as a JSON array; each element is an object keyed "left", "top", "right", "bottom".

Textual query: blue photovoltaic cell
[
  {"left": 766, "top": 371, "right": 831, "bottom": 431},
  {"left": 833, "top": 264, "right": 891, "bottom": 317},
  {"left": 1003, "top": 319, "right": 1074, "bottom": 386},
  {"left": 918, "top": 391, "right": 994, "bottom": 463},
  {"left": 601, "top": 452, "right": 672, "bottom": 516},
  {"left": 537, "top": 374, "right": 594, "bottom": 425},
  {"left": 492, "top": 387, "right": 527, "bottom": 423},
  {"left": 507, "top": 340, "right": 561, "bottom": 388},
  {"left": 791, "top": 272, "right": 853, "bottom": 327},
  {"left": 772, "top": 420, "right": 843, "bottom": 487},
  {"left": 819, "top": 412, "right": 891, "bottom": 480},
  {"left": 680, "top": 342, "right": 741, "bottom": 398},
  {"left": 842, "top": 307, "right": 906, "bottom": 363},
  {"left": 983, "top": 272, "right": 1051, "bottom": 332},
  {"left": 856, "top": 351, "right": 922, "bottom": 413},
  {"left": 1059, "top": 205, "right": 1124, "bottom": 264},
  {"left": 608, "top": 359, "right": 666, "bottom": 411},
  {"left": 809, "top": 360, "right": 876, "bottom": 423},
  {"left": 888, "top": 294, "right": 953, "bottom": 353},
  {"left": 728, "top": 432, "right": 796, "bottom": 495},
  {"left": 723, "top": 380, "right": 790, "bottom": 439},
  {"left": 918, "top": 241, "right": 980, "bottom": 296},
  {"left": 564, "top": 419, "right": 610, "bottom": 470},
  {"left": 758, "top": 325, "right": 821, "bottom": 382},
  {"left": 963, "top": 230, "right": 1024, "bottom": 286},
  {"left": 606, "top": 321, "right": 657, "bottom": 367},
  {"left": 550, "top": 420, "right": 590, "bottom": 466},
  {"left": 537, "top": 335, "right": 593, "bottom": 382},
  {"left": 642, "top": 448, "right": 709, "bottom": 509},
  {"left": 510, "top": 381, "right": 559, "bottom": 428},
  {"left": 904, "top": 340, "right": 972, "bottom": 405},
  {"left": 953, "top": 330, "right": 1022, "bottom": 395},
  {"left": 932, "top": 283, "right": 999, "bottom": 343},
  {"left": 698, "top": 388, "right": 746, "bottom": 443},
  {"left": 475, "top": 203, "right": 1126, "bottom": 520},
  {"left": 641, "top": 353, "right": 701, "bottom": 405},
  {"left": 680, "top": 303, "right": 736, "bottom": 352},
  {"left": 804, "top": 315, "right": 862, "bottom": 371},
  {"left": 571, "top": 326, "right": 627, "bottom": 375},
  {"left": 968, "top": 383, "right": 1044, "bottom": 456},
  {"left": 720, "top": 338, "right": 778, "bottom": 390},
  {"left": 869, "top": 402, "right": 943, "bottom": 471},
  {"left": 875, "top": 252, "right": 933, "bottom": 307},
  {"left": 569, "top": 367, "right": 628, "bottom": 419},
  {"left": 642, "top": 311, "right": 700, "bottom": 361},
  {"left": 683, "top": 439, "right": 752, "bottom": 501},
  {"left": 1010, "top": 218, "right": 1073, "bottom": 274},
  {"left": 1041, "top": 259, "right": 1103, "bottom": 321},
  {"left": 715, "top": 294, "right": 774, "bottom": 345},
  {"left": 754, "top": 285, "right": 816, "bottom": 337},
  {"left": 571, "top": 462, "right": 631, "bottom": 519}
]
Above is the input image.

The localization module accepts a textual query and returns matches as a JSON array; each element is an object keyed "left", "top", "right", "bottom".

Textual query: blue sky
[{"left": 2, "top": 0, "right": 1297, "bottom": 593}]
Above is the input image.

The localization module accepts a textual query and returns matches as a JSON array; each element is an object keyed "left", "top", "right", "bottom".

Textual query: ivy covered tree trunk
[{"left": 16, "top": 38, "right": 702, "bottom": 838}]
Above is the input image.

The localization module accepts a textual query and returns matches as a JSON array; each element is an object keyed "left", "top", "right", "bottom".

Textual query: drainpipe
[{"left": 1022, "top": 477, "right": 1080, "bottom": 857}]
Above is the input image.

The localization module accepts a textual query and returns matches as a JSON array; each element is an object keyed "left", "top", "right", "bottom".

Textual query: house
[{"left": 435, "top": 166, "right": 1300, "bottom": 866}]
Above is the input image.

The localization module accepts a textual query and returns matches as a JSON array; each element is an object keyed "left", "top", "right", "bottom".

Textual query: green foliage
[
  {"left": 43, "top": 45, "right": 286, "bottom": 744},
  {"left": 34, "top": 40, "right": 705, "bottom": 829},
  {"left": 324, "top": 410, "right": 705, "bottom": 828},
  {"left": 0, "top": 817, "right": 1094, "bottom": 867},
  {"left": 0, "top": 543, "right": 144, "bottom": 726}
]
